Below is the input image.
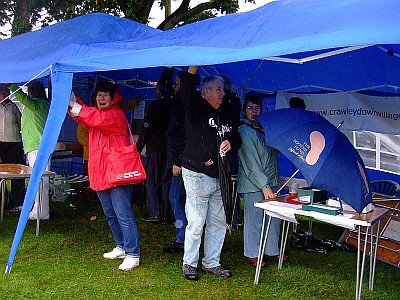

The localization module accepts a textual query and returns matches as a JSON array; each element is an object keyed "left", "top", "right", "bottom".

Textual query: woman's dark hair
[
  {"left": 243, "top": 95, "right": 263, "bottom": 112},
  {"left": 28, "top": 81, "right": 47, "bottom": 100},
  {"left": 93, "top": 81, "right": 116, "bottom": 100}
]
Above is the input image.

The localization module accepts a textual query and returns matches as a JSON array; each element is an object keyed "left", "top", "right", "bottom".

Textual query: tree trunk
[{"left": 12, "top": 0, "right": 31, "bottom": 36}]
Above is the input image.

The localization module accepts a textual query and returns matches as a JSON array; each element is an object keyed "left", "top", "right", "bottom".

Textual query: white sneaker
[
  {"left": 118, "top": 257, "right": 139, "bottom": 271},
  {"left": 103, "top": 247, "right": 126, "bottom": 259}
]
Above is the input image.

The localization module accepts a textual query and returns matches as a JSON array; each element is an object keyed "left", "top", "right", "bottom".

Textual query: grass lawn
[{"left": 0, "top": 192, "right": 399, "bottom": 300}]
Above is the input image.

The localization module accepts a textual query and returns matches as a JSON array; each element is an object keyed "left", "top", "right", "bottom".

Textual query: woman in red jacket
[{"left": 69, "top": 81, "right": 140, "bottom": 271}]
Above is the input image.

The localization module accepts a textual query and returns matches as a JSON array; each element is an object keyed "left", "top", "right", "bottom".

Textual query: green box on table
[{"left": 297, "top": 188, "right": 327, "bottom": 204}]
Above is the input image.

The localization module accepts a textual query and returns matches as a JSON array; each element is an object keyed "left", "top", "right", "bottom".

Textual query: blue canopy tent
[
  {"left": 55, "top": 1, "right": 400, "bottom": 95},
  {"left": 54, "top": 0, "right": 400, "bottom": 134},
  {"left": 1, "top": 0, "right": 399, "bottom": 272}
]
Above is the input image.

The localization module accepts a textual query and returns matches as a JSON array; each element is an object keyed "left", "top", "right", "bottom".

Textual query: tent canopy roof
[
  {"left": 0, "top": 0, "right": 399, "bottom": 94},
  {"left": 0, "top": 13, "right": 160, "bottom": 83}
]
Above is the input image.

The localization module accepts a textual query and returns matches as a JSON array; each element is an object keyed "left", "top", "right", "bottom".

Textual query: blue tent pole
[{"left": 5, "top": 71, "right": 72, "bottom": 273}]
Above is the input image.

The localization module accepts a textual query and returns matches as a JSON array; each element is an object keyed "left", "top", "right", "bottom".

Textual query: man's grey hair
[{"left": 201, "top": 75, "right": 225, "bottom": 97}]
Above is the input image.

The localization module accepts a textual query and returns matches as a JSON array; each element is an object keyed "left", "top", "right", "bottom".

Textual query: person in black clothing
[
  {"left": 180, "top": 66, "right": 242, "bottom": 281},
  {"left": 163, "top": 70, "right": 188, "bottom": 253},
  {"left": 137, "top": 68, "right": 173, "bottom": 224}
]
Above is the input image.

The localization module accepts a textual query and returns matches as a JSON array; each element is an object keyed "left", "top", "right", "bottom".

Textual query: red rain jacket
[{"left": 71, "top": 91, "right": 130, "bottom": 191}]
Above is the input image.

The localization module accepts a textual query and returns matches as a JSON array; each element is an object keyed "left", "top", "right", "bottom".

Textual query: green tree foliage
[{"left": 1, "top": 0, "right": 256, "bottom": 37}]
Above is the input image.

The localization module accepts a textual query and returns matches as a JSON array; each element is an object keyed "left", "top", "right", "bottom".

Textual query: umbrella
[
  {"left": 216, "top": 120, "right": 233, "bottom": 229},
  {"left": 256, "top": 108, "right": 372, "bottom": 213}
]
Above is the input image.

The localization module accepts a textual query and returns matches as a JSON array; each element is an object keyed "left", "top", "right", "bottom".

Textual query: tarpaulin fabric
[{"left": 0, "top": 13, "right": 160, "bottom": 83}]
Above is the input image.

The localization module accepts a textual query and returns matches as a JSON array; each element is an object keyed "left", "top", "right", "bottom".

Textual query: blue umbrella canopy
[{"left": 256, "top": 108, "right": 372, "bottom": 213}]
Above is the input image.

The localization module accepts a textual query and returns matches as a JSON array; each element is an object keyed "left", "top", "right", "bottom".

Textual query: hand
[
  {"left": 219, "top": 140, "right": 231, "bottom": 155},
  {"left": 188, "top": 66, "right": 198, "bottom": 74},
  {"left": 172, "top": 165, "right": 182, "bottom": 176},
  {"left": 262, "top": 188, "right": 275, "bottom": 200},
  {"left": 69, "top": 91, "right": 76, "bottom": 107}
]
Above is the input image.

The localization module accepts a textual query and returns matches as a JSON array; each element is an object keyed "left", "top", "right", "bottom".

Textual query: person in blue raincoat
[{"left": 237, "top": 95, "right": 285, "bottom": 267}]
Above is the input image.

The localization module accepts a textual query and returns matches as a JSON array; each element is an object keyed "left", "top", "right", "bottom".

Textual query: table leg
[
  {"left": 35, "top": 179, "right": 42, "bottom": 237},
  {"left": 278, "top": 220, "right": 290, "bottom": 269},
  {"left": 254, "top": 211, "right": 272, "bottom": 284},
  {"left": 356, "top": 226, "right": 372, "bottom": 299},
  {"left": 368, "top": 225, "right": 374, "bottom": 291},
  {"left": 369, "top": 220, "right": 380, "bottom": 291},
  {"left": 1, "top": 179, "right": 5, "bottom": 222},
  {"left": 355, "top": 226, "right": 361, "bottom": 300}
]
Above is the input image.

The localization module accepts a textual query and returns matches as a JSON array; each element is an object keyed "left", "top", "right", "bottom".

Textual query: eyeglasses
[{"left": 246, "top": 106, "right": 261, "bottom": 111}]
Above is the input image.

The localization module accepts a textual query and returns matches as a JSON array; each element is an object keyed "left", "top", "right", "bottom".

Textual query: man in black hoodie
[
  {"left": 163, "top": 70, "right": 188, "bottom": 253},
  {"left": 180, "top": 66, "right": 242, "bottom": 281},
  {"left": 137, "top": 68, "right": 173, "bottom": 223}
]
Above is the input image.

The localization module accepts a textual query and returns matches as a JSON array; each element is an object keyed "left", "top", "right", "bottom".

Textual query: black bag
[
  {"left": 291, "top": 228, "right": 332, "bottom": 255},
  {"left": 291, "top": 228, "right": 356, "bottom": 254}
]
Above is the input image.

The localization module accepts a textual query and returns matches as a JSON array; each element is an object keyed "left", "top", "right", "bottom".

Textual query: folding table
[
  {"left": 0, "top": 164, "right": 55, "bottom": 236},
  {"left": 254, "top": 195, "right": 388, "bottom": 300}
]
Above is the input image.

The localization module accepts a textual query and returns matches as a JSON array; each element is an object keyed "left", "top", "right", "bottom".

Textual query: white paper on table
[
  {"left": 254, "top": 201, "right": 301, "bottom": 223},
  {"left": 311, "top": 212, "right": 357, "bottom": 230}
]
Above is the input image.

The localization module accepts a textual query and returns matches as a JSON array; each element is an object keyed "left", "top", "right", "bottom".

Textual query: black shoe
[
  {"left": 201, "top": 265, "right": 232, "bottom": 278},
  {"left": 163, "top": 241, "right": 184, "bottom": 253},
  {"left": 141, "top": 216, "right": 160, "bottom": 223},
  {"left": 182, "top": 264, "right": 198, "bottom": 281}
]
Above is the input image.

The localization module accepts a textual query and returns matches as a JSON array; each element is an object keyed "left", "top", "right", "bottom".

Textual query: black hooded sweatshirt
[{"left": 179, "top": 71, "right": 242, "bottom": 178}]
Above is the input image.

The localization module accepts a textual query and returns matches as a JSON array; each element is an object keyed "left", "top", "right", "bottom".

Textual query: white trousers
[{"left": 26, "top": 150, "right": 50, "bottom": 219}]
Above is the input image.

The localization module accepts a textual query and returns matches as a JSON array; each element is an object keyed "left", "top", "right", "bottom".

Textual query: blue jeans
[
  {"left": 242, "top": 190, "right": 281, "bottom": 258},
  {"left": 182, "top": 168, "right": 226, "bottom": 268},
  {"left": 97, "top": 185, "right": 140, "bottom": 258},
  {"left": 169, "top": 175, "right": 187, "bottom": 244}
]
